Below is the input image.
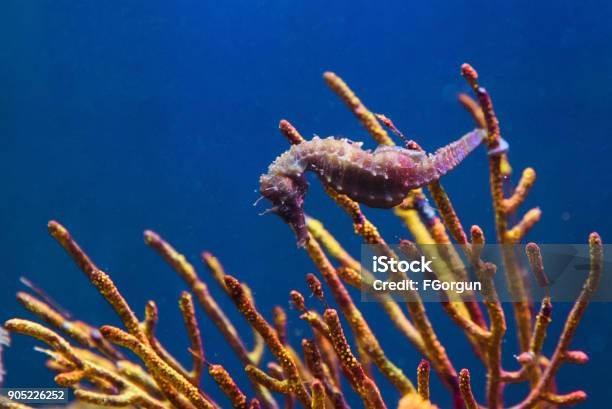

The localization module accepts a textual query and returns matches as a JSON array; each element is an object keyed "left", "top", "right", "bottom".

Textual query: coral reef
[{"left": 1, "top": 65, "right": 603, "bottom": 409}]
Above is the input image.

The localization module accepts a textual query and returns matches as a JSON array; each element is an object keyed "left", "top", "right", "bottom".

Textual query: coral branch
[
  {"left": 525, "top": 243, "right": 550, "bottom": 288},
  {"left": 142, "top": 300, "right": 195, "bottom": 386},
  {"left": 100, "top": 325, "right": 214, "bottom": 409},
  {"left": 540, "top": 391, "right": 587, "bottom": 406},
  {"left": 417, "top": 360, "right": 430, "bottom": 402},
  {"left": 458, "top": 369, "right": 478, "bottom": 409},
  {"left": 224, "top": 276, "right": 311, "bottom": 407},
  {"left": 92, "top": 269, "right": 148, "bottom": 342},
  {"left": 323, "top": 71, "right": 393, "bottom": 146},
  {"left": 4, "top": 319, "right": 166, "bottom": 409},
  {"left": 49, "top": 221, "right": 148, "bottom": 344},
  {"left": 143, "top": 231, "right": 276, "bottom": 408},
  {"left": 245, "top": 365, "right": 289, "bottom": 394},
  {"left": 208, "top": 364, "right": 248, "bottom": 409},
  {"left": 272, "top": 306, "right": 287, "bottom": 345},
  {"left": 374, "top": 113, "right": 409, "bottom": 145},
  {"left": 144, "top": 231, "right": 252, "bottom": 363},
  {"left": 397, "top": 394, "right": 438, "bottom": 409},
  {"left": 179, "top": 291, "right": 205, "bottom": 385},
  {"left": 201, "top": 251, "right": 266, "bottom": 364},
  {"left": 527, "top": 297, "right": 552, "bottom": 374},
  {"left": 16, "top": 291, "right": 122, "bottom": 359},
  {"left": 484, "top": 294, "right": 506, "bottom": 409},
  {"left": 503, "top": 168, "right": 536, "bottom": 213},
  {"left": 427, "top": 181, "right": 468, "bottom": 246},
  {"left": 511, "top": 232, "right": 603, "bottom": 409},
  {"left": 461, "top": 63, "right": 534, "bottom": 352},
  {"left": 302, "top": 339, "right": 349, "bottom": 409},
  {"left": 564, "top": 350, "right": 588, "bottom": 365},
  {"left": 305, "top": 218, "right": 427, "bottom": 371},
  {"left": 279, "top": 119, "right": 305, "bottom": 145},
  {"left": 310, "top": 380, "right": 326, "bottom": 409},
  {"left": 457, "top": 93, "right": 486, "bottom": 129},
  {"left": 306, "top": 273, "right": 326, "bottom": 305},
  {"left": 323, "top": 309, "right": 386, "bottom": 409},
  {"left": 310, "top": 187, "right": 461, "bottom": 395},
  {"left": 5, "top": 319, "right": 83, "bottom": 367},
  {"left": 304, "top": 236, "right": 415, "bottom": 395},
  {"left": 440, "top": 302, "right": 490, "bottom": 342},
  {"left": 506, "top": 208, "right": 542, "bottom": 243},
  {"left": 47, "top": 220, "right": 98, "bottom": 276}
]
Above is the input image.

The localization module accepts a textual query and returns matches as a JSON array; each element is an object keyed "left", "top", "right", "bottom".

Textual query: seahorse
[{"left": 259, "top": 128, "right": 486, "bottom": 246}]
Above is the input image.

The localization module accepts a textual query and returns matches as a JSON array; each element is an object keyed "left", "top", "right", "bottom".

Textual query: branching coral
[{"left": 1, "top": 66, "right": 603, "bottom": 409}]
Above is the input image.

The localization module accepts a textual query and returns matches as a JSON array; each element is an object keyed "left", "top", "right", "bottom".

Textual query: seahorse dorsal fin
[{"left": 374, "top": 145, "right": 404, "bottom": 153}]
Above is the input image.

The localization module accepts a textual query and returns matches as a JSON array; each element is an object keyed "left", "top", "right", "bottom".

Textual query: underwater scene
[{"left": 1, "top": 2, "right": 611, "bottom": 408}]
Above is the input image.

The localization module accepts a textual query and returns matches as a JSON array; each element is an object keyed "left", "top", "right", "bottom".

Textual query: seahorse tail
[
  {"left": 429, "top": 129, "right": 485, "bottom": 177},
  {"left": 259, "top": 173, "right": 309, "bottom": 246}
]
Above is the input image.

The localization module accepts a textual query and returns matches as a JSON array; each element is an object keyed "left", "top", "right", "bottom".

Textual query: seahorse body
[{"left": 260, "top": 128, "right": 485, "bottom": 246}]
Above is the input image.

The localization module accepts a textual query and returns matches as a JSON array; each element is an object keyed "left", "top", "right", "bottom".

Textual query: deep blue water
[{"left": 1, "top": 1, "right": 611, "bottom": 407}]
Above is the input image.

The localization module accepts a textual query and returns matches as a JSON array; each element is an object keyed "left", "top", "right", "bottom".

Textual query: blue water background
[{"left": 1, "top": 1, "right": 611, "bottom": 407}]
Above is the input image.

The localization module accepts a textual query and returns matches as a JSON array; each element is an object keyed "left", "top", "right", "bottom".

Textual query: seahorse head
[{"left": 259, "top": 173, "right": 309, "bottom": 246}]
